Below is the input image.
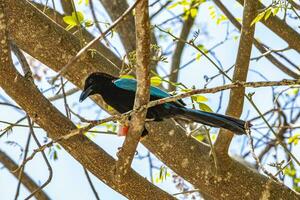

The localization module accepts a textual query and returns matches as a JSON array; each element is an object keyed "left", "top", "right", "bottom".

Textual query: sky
[{"left": 0, "top": 0, "right": 299, "bottom": 199}]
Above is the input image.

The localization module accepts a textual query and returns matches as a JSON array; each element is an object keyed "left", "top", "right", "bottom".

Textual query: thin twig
[
  {"left": 83, "top": 168, "right": 101, "bottom": 200},
  {"left": 245, "top": 126, "right": 280, "bottom": 182},
  {"left": 50, "top": 0, "right": 141, "bottom": 83},
  {"left": 14, "top": 130, "right": 31, "bottom": 200},
  {"left": 24, "top": 117, "right": 53, "bottom": 200}
]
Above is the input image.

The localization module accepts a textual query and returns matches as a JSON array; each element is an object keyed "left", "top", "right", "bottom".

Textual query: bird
[{"left": 79, "top": 72, "right": 250, "bottom": 136}]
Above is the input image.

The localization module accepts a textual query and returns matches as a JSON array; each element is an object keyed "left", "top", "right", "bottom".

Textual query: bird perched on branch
[{"left": 79, "top": 72, "right": 250, "bottom": 136}]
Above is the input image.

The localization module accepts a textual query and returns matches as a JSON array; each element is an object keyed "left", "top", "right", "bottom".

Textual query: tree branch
[
  {"left": 114, "top": 0, "right": 151, "bottom": 183},
  {"left": 215, "top": 0, "right": 258, "bottom": 153}
]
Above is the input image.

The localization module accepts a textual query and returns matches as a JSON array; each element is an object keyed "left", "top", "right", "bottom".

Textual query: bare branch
[
  {"left": 114, "top": 0, "right": 152, "bottom": 183},
  {"left": 215, "top": 0, "right": 258, "bottom": 153}
]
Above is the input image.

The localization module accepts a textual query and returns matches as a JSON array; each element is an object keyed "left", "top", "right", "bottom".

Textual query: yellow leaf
[
  {"left": 194, "top": 134, "right": 205, "bottom": 141},
  {"left": 251, "top": 12, "right": 265, "bottom": 26},
  {"left": 72, "top": 11, "right": 84, "bottom": 23},
  {"left": 192, "top": 95, "right": 208, "bottom": 102},
  {"left": 198, "top": 103, "right": 213, "bottom": 112},
  {"left": 195, "top": 53, "right": 201, "bottom": 61},
  {"left": 63, "top": 16, "right": 77, "bottom": 26},
  {"left": 167, "top": 2, "right": 179, "bottom": 10},
  {"left": 120, "top": 74, "right": 135, "bottom": 79},
  {"left": 190, "top": 8, "right": 198, "bottom": 18},
  {"left": 151, "top": 76, "right": 162, "bottom": 86}
]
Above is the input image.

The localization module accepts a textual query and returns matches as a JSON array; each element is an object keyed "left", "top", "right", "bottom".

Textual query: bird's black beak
[{"left": 79, "top": 85, "right": 93, "bottom": 102}]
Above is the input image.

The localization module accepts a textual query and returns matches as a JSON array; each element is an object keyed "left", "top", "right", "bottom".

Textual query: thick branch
[
  {"left": 115, "top": 0, "right": 151, "bottom": 182},
  {"left": 215, "top": 0, "right": 257, "bottom": 153}
]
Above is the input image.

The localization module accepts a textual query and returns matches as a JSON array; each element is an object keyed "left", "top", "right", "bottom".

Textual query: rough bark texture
[
  {"left": 114, "top": 0, "right": 152, "bottom": 183},
  {"left": 2, "top": 0, "right": 300, "bottom": 199}
]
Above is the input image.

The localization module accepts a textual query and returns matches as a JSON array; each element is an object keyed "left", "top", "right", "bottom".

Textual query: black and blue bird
[{"left": 79, "top": 72, "right": 249, "bottom": 136}]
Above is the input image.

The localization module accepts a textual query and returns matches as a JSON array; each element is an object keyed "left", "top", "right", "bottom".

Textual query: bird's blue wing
[{"left": 113, "top": 78, "right": 171, "bottom": 99}]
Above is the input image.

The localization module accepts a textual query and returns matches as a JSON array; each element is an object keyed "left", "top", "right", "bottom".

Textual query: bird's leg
[{"left": 117, "top": 115, "right": 131, "bottom": 136}]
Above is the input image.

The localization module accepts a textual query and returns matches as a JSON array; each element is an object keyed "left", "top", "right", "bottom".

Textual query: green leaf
[
  {"left": 284, "top": 167, "right": 296, "bottom": 176},
  {"left": 120, "top": 74, "right": 135, "bottom": 79},
  {"left": 72, "top": 11, "right": 84, "bottom": 24},
  {"left": 78, "top": 0, "right": 89, "bottom": 5},
  {"left": 151, "top": 76, "right": 162, "bottom": 86},
  {"left": 288, "top": 133, "right": 300, "bottom": 145},
  {"left": 195, "top": 53, "right": 201, "bottom": 61},
  {"left": 190, "top": 8, "right": 198, "bottom": 18},
  {"left": 272, "top": 7, "right": 279, "bottom": 16},
  {"left": 85, "top": 20, "right": 93, "bottom": 27},
  {"left": 216, "top": 15, "right": 227, "bottom": 25},
  {"left": 192, "top": 95, "right": 208, "bottom": 102},
  {"left": 63, "top": 16, "right": 77, "bottom": 26},
  {"left": 53, "top": 150, "right": 58, "bottom": 160},
  {"left": 167, "top": 2, "right": 179, "bottom": 9},
  {"left": 198, "top": 103, "right": 213, "bottom": 112},
  {"left": 264, "top": 9, "right": 272, "bottom": 20},
  {"left": 63, "top": 11, "right": 85, "bottom": 30},
  {"left": 251, "top": 12, "right": 265, "bottom": 26},
  {"left": 233, "top": 35, "right": 239, "bottom": 41},
  {"left": 287, "top": 88, "right": 299, "bottom": 96},
  {"left": 295, "top": 178, "right": 300, "bottom": 184},
  {"left": 194, "top": 134, "right": 205, "bottom": 141}
]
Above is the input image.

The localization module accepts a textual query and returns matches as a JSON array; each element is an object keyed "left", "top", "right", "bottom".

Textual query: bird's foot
[{"left": 118, "top": 125, "right": 129, "bottom": 136}]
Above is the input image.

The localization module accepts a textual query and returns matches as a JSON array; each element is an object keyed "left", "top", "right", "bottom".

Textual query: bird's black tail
[{"left": 174, "top": 107, "right": 249, "bottom": 135}]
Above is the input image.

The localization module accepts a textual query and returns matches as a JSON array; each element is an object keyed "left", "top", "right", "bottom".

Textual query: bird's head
[{"left": 79, "top": 72, "right": 116, "bottom": 102}]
